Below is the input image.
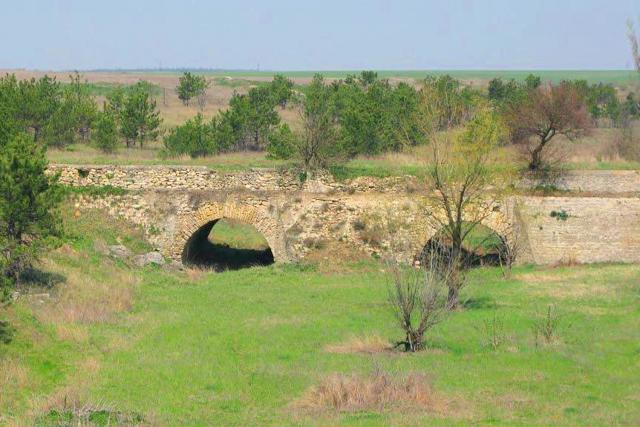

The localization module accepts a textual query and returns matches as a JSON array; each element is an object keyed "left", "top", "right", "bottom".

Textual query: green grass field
[
  {"left": 1, "top": 206, "right": 639, "bottom": 425},
  {"left": 123, "top": 69, "right": 640, "bottom": 85}
]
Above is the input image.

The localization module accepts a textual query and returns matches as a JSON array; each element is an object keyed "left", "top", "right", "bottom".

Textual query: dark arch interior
[
  {"left": 182, "top": 218, "right": 274, "bottom": 271},
  {"left": 418, "top": 223, "right": 507, "bottom": 269}
]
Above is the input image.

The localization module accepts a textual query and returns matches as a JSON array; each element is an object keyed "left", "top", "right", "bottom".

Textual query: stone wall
[
  {"left": 50, "top": 164, "right": 640, "bottom": 195},
  {"left": 59, "top": 165, "right": 640, "bottom": 266}
]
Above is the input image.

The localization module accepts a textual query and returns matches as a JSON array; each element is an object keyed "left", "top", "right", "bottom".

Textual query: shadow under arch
[
  {"left": 418, "top": 222, "right": 508, "bottom": 269},
  {"left": 181, "top": 218, "right": 274, "bottom": 271}
]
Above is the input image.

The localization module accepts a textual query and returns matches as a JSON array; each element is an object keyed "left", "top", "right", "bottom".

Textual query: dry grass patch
[
  {"left": 325, "top": 335, "right": 392, "bottom": 354},
  {"left": 293, "top": 371, "right": 451, "bottom": 415},
  {"left": 0, "top": 362, "right": 30, "bottom": 409},
  {"left": 35, "top": 259, "right": 140, "bottom": 326}
]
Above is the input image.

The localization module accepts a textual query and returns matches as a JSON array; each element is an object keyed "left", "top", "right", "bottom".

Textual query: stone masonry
[{"left": 53, "top": 165, "right": 640, "bottom": 265}]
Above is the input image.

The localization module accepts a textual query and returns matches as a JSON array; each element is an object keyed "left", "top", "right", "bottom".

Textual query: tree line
[
  {"left": 165, "top": 70, "right": 640, "bottom": 173},
  {"left": 0, "top": 72, "right": 163, "bottom": 154}
]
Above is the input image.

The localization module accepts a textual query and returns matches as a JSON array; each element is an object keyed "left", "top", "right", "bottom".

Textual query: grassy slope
[{"left": 1, "top": 206, "right": 639, "bottom": 425}]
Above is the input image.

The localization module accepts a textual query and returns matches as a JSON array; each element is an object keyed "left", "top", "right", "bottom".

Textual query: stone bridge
[{"left": 51, "top": 165, "right": 640, "bottom": 266}]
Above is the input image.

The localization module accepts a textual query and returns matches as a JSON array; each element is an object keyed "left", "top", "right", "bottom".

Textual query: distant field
[{"left": 120, "top": 69, "right": 640, "bottom": 85}]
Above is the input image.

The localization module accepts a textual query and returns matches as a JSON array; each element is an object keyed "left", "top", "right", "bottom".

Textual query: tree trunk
[
  {"left": 529, "top": 137, "right": 549, "bottom": 170},
  {"left": 447, "top": 286, "right": 460, "bottom": 310},
  {"left": 447, "top": 235, "right": 463, "bottom": 309}
]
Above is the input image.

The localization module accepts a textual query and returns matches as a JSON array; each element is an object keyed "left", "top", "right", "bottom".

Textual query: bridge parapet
[{"left": 50, "top": 164, "right": 640, "bottom": 195}]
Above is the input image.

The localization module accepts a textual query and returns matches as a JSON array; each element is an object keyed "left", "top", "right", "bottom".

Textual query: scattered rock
[
  {"left": 108, "top": 245, "right": 133, "bottom": 259},
  {"left": 133, "top": 251, "right": 165, "bottom": 267}
]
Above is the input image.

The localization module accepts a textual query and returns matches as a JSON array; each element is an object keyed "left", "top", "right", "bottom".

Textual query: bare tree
[
  {"left": 387, "top": 253, "right": 449, "bottom": 352},
  {"left": 505, "top": 83, "right": 591, "bottom": 172}
]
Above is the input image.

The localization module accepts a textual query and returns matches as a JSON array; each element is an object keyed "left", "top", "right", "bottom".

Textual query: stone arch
[
  {"left": 412, "top": 202, "right": 515, "bottom": 267},
  {"left": 170, "top": 201, "right": 289, "bottom": 265}
]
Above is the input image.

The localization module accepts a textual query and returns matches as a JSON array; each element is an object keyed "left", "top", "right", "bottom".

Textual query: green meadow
[{"left": 1, "top": 206, "right": 639, "bottom": 425}]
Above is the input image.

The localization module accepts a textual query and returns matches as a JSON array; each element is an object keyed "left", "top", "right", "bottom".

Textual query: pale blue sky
[{"left": 1, "top": 0, "right": 639, "bottom": 70}]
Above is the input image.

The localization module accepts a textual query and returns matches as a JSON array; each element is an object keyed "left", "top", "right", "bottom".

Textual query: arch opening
[
  {"left": 181, "top": 218, "right": 274, "bottom": 271},
  {"left": 418, "top": 222, "right": 507, "bottom": 269}
]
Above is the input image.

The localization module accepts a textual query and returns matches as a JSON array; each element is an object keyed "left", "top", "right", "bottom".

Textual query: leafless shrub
[
  {"left": 477, "top": 311, "right": 508, "bottom": 351},
  {"left": 387, "top": 254, "right": 450, "bottom": 352},
  {"left": 497, "top": 232, "right": 519, "bottom": 279},
  {"left": 532, "top": 304, "right": 564, "bottom": 346},
  {"left": 294, "top": 370, "right": 444, "bottom": 413},
  {"left": 196, "top": 92, "right": 207, "bottom": 111}
]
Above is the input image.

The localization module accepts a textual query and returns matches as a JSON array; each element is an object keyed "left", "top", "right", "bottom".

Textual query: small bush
[
  {"left": 532, "top": 304, "right": 563, "bottom": 346},
  {"left": 550, "top": 210, "right": 569, "bottom": 221},
  {"left": 0, "top": 319, "right": 15, "bottom": 344},
  {"left": 387, "top": 257, "right": 449, "bottom": 352},
  {"left": 477, "top": 311, "right": 507, "bottom": 351}
]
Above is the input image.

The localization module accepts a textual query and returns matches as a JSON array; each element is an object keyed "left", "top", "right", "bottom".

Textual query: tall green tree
[
  {"left": 44, "top": 73, "right": 98, "bottom": 147},
  {"left": 119, "top": 82, "right": 162, "bottom": 148},
  {"left": 270, "top": 74, "right": 294, "bottom": 108},
  {"left": 177, "top": 72, "right": 209, "bottom": 107},
  {"left": 297, "top": 74, "right": 340, "bottom": 172},
  {"left": 228, "top": 86, "right": 280, "bottom": 150},
  {"left": 93, "top": 110, "right": 119, "bottom": 153},
  {"left": 0, "top": 132, "right": 62, "bottom": 299}
]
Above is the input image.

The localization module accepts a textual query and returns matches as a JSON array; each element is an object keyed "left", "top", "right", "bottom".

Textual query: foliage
[
  {"left": 176, "top": 72, "right": 209, "bottom": 107},
  {"left": 330, "top": 72, "right": 421, "bottom": 155},
  {"left": 164, "top": 113, "right": 217, "bottom": 158},
  {"left": 296, "top": 74, "right": 341, "bottom": 172},
  {"left": 505, "top": 82, "right": 591, "bottom": 171},
  {"left": 228, "top": 86, "right": 281, "bottom": 150},
  {"left": 114, "top": 82, "right": 162, "bottom": 148},
  {"left": 415, "top": 75, "right": 482, "bottom": 134},
  {"left": 269, "top": 74, "right": 294, "bottom": 108},
  {"left": 0, "top": 73, "right": 99, "bottom": 148},
  {"left": 266, "top": 123, "right": 297, "bottom": 159},
  {"left": 0, "top": 74, "right": 61, "bottom": 142},
  {"left": 92, "top": 110, "right": 119, "bottom": 153},
  {"left": 487, "top": 77, "right": 529, "bottom": 108},
  {"left": 49, "top": 72, "right": 98, "bottom": 146},
  {"left": 0, "top": 132, "right": 62, "bottom": 300},
  {"left": 550, "top": 210, "right": 569, "bottom": 221},
  {"left": 563, "top": 80, "right": 635, "bottom": 126}
]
